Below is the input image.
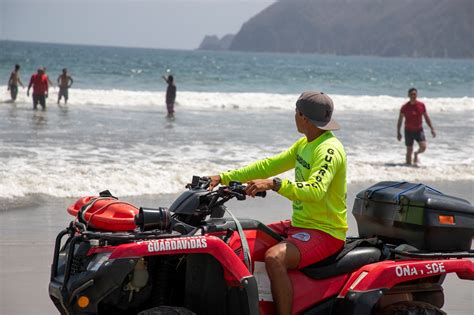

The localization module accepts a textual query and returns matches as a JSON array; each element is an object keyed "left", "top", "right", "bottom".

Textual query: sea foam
[
  {"left": 0, "top": 141, "right": 472, "bottom": 199},
  {"left": 2, "top": 86, "right": 472, "bottom": 113}
]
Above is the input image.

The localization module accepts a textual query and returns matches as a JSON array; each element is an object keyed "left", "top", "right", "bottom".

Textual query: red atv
[{"left": 49, "top": 177, "right": 474, "bottom": 315}]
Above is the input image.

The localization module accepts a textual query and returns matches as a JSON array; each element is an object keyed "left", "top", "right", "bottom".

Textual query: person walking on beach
[
  {"left": 7, "top": 64, "right": 24, "bottom": 101},
  {"left": 208, "top": 91, "right": 347, "bottom": 315},
  {"left": 162, "top": 74, "right": 176, "bottom": 118},
  {"left": 27, "top": 68, "right": 49, "bottom": 110},
  {"left": 397, "top": 88, "right": 436, "bottom": 165},
  {"left": 57, "top": 68, "right": 74, "bottom": 105}
]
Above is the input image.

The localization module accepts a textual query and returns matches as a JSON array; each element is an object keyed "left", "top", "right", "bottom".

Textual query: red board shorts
[{"left": 267, "top": 220, "right": 345, "bottom": 268}]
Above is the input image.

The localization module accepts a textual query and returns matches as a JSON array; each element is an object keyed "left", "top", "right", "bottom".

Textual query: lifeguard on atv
[{"left": 49, "top": 177, "right": 474, "bottom": 315}]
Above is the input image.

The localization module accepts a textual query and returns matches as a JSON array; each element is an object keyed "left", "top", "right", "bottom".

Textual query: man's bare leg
[
  {"left": 406, "top": 146, "right": 414, "bottom": 165},
  {"left": 414, "top": 141, "right": 427, "bottom": 165},
  {"left": 265, "top": 242, "right": 300, "bottom": 315}
]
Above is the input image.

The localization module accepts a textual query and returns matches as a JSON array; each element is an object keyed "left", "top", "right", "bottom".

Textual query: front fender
[{"left": 109, "top": 235, "right": 252, "bottom": 285}]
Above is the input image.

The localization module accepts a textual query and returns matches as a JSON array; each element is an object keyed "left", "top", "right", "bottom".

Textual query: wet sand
[{"left": 0, "top": 181, "right": 473, "bottom": 314}]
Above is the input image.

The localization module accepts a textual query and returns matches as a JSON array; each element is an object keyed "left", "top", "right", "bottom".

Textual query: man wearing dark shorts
[
  {"left": 397, "top": 88, "right": 436, "bottom": 165},
  {"left": 27, "top": 68, "right": 49, "bottom": 110}
]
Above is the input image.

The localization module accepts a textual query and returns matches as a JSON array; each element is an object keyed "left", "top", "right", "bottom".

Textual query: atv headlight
[{"left": 87, "top": 252, "right": 113, "bottom": 271}]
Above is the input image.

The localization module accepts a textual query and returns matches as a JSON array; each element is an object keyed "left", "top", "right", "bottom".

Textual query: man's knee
[
  {"left": 265, "top": 242, "right": 300, "bottom": 272},
  {"left": 265, "top": 245, "right": 286, "bottom": 271},
  {"left": 418, "top": 142, "right": 427, "bottom": 152}
]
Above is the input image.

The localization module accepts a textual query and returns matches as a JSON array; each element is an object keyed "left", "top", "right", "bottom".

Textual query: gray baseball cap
[{"left": 296, "top": 91, "right": 340, "bottom": 130}]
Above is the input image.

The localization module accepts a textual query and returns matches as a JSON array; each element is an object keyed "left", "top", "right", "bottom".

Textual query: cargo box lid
[{"left": 356, "top": 181, "right": 473, "bottom": 214}]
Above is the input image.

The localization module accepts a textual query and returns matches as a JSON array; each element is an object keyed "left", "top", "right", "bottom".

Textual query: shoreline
[
  {"left": 0, "top": 180, "right": 472, "bottom": 314},
  {"left": 1, "top": 179, "right": 472, "bottom": 213}
]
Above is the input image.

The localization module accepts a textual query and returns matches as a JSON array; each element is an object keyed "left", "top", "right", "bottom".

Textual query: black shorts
[
  {"left": 405, "top": 129, "right": 426, "bottom": 146},
  {"left": 33, "top": 94, "right": 46, "bottom": 109}
]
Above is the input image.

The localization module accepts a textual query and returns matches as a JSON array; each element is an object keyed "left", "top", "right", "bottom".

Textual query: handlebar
[
  {"left": 227, "top": 181, "right": 267, "bottom": 198},
  {"left": 188, "top": 176, "right": 266, "bottom": 199},
  {"left": 169, "top": 176, "right": 268, "bottom": 227}
]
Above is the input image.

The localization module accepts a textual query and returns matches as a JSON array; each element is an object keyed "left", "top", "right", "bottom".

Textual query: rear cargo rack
[{"left": 391, "top": 249, "right": 474, "bottom": 259}]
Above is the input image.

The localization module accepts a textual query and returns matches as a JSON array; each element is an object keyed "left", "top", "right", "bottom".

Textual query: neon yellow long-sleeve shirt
[{"left": 220, "top": 131, "right": 347, "bottom": 241}]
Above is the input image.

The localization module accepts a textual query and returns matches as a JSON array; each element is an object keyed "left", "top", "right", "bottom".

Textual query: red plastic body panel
[
  {"left": 109, "top": 235, "right": 252, "bottom": 285},
  {"left": 67, "top": 196, "right": 139, "bottom": 231},
  {"left": 339, "top": 259, "right": 474, "bottom": 298},
  {"left": 291, "top": 271, "right": 348, "bottom": 315}
]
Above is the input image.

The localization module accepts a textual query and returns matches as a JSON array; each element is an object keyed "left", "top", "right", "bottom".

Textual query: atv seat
[{"left": 301, "top": 246, "right": 382, "bottom": 280}]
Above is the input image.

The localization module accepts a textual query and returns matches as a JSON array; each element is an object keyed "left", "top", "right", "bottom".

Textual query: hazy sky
[{"left": 0, "top": 0, "right": 275, "bottom": 49}]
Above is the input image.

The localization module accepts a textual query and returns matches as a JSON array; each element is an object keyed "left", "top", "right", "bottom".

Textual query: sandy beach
[{"left": 0, "top": 180, "right": 472, "bottom": 315}]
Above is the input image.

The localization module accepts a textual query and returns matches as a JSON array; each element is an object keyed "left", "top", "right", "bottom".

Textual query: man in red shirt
[
  {"left": 397, "top": 88, "right": 436, "bottom": 165},
  {"left": 27, "top": 68, "right": 49, "bottom": 110}
]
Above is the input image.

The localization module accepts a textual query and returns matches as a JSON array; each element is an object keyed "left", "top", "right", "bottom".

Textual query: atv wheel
[
  {"left": 376, "top": 301, "right": 446, "bottom": 315},
  {"left": 138, "top": 306, "right": 196, "bottom": 315}
]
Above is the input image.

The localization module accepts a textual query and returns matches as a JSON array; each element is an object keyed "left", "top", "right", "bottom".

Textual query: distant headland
[{"left": 198, "top": 0, "right": 473, "bottom": 59}]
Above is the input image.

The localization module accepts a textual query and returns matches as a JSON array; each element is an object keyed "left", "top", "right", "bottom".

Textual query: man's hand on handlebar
[
  {"left": 207, "top": 175, "right": 221, "bottom": 191},
  {"left": 245, "top": 179, "right": 274, "bottom": 198}
]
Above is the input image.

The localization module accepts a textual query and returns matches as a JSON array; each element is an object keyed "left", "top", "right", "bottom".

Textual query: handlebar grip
[{"left": 256, "top": 191, "right": 266, "bottom": 198}]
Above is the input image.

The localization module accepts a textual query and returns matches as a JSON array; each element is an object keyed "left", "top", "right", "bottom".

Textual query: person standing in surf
[
  {"left": 397, "top": 88, "right": 436, "bottom": 165},
  {"left": 7, "top": 64, "right": 24, "bottom": 102},
  {"left": 27, "top": 68, "right": 49, "bottom": 110},
  {"left": 57, "top": 68, "right": 74, "bottom": 105},
  {"left": 162, "top": 74, "right": 176, "bottom": 118}
]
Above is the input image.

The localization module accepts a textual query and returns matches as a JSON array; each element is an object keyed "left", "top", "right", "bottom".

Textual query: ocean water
[{"left": 0, "top": 41, "right": 473, "bottom": 200}]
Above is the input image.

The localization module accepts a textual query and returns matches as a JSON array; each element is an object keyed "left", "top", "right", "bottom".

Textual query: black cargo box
[{"left": 352, "top": 181, "right": 474, "bottom": 251}]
